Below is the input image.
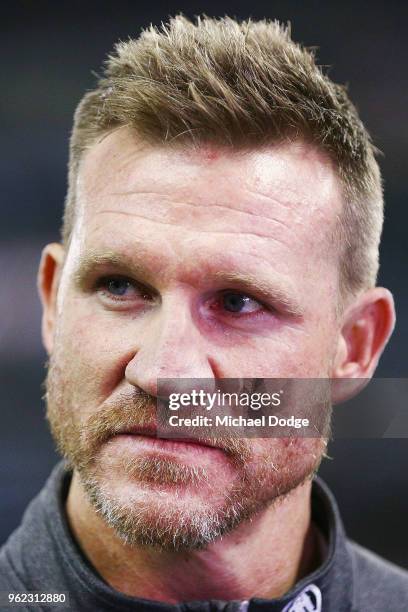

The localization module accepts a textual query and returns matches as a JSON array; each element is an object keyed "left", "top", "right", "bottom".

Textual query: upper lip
[{"left": 118, "top": 424, "right": 159, "bottom": 437}]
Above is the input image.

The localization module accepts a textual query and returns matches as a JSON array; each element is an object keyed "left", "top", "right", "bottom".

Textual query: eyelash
[
  {"left": 212, "top": 292, "right": 268, "bottom": 318},
  {"left": 95, "top": 276, "right": 152, "bottom": 302}
]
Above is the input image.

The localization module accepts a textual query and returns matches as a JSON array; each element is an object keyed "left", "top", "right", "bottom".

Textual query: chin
[
  {"left": 79, "top": 470, "right": 242, "bottom": 551},
  {"left": 75, "top": 447, "right": 315, "bottom": 552}
]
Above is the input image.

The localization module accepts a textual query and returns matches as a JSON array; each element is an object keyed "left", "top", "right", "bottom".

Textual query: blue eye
[
  {"left": 106, "top": 278, "right": 132, "bottom": 296},
  {"left": 221, "top": 292, "right": 262, "bottom": 314},
  {"left": 96, "top": 276, "right": 147, "bottom": 303}
]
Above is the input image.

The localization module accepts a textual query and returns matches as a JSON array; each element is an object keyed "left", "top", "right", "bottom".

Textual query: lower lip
[{"left": 110, "top": 434, "right": 226, "bottom": 460}]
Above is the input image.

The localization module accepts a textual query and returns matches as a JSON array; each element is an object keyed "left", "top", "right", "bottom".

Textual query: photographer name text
[{"left": 167, "top": 415, "right": 310, "bottom": 429}]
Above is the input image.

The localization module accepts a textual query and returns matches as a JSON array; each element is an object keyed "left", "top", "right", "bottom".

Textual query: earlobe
[
  {"left": 37, "top": 243, "right": 65, "bottom": 355},
  {"left": 331, "top": 287, "right": 395, "bottom": 403}
]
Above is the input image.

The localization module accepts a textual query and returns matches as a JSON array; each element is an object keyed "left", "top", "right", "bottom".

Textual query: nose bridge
[
  {"left": 152, "top": 293, "right": 193, "bottom": 367},
  {"left": 125, "top": 289, "right": 215, "bottom": 397}
]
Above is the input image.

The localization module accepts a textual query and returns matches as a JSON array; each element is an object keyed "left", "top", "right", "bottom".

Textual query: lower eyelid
[
  {"left": 100, "top": 289, "right": 128, "bottom": 299},
  {"left": 97, "top": 285, "right": 154, "bottom": 305}
]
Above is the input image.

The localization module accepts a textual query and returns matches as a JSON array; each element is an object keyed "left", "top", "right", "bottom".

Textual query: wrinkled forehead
[{"left": 73, "top": 128, "right": 344, "bottom": 257}]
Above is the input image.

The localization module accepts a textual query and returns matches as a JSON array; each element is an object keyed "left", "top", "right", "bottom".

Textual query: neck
[{"left": 66, "top": 473, "right": 320, "bottom": 603}]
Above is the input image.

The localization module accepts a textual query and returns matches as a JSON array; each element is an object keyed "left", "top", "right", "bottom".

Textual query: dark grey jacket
[{"left": 0, "top": 462, "right": 407, "bottom": 611}]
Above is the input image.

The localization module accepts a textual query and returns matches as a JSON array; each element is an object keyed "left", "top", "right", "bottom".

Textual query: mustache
[{"left": 81, "top": 389, "right": 251, "bottom": 463}]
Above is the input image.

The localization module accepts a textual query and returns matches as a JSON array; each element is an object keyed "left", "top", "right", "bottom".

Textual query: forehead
[{"left": 72, "top": 128, "right": 343, "bottom": 289}]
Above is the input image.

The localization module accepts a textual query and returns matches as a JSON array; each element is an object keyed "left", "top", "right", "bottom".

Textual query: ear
[
  {"left": 331, "top": 287, "right": 396, "bottom": 403},
  {"left": 37, "top": 243, "right": 65, "bottom": 355}
]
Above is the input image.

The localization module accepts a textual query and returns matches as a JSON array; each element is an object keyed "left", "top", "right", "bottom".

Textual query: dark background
[{"left": 1, "top": 1, "right": 407, "bottom": 568}]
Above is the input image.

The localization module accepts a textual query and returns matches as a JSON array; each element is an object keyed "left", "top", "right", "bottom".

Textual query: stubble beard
[{"left": 44, "top": 356, "right": 329, "bottom": 552}]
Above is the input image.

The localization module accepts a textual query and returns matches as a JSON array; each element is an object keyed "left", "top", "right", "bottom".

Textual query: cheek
[
  {"left": 215, "top": 327, "right": 336, "bottom": 378},
  {"left": 277, "top": 318, "right": 338, "bottom": 377},
  {"left": 53, "top": 305, "right": 136, "bottom": 409},
  {"left": 249, "top": 437, "right": 326, "bottom": 480}
]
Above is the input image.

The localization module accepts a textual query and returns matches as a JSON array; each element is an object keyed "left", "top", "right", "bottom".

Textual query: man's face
[{"left": 45, "top": 129, "right": 344, "bottom": 550}]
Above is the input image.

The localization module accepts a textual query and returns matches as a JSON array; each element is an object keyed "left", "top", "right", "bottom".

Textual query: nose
[{"left": 125, "top": 295, "right": 217, "bottom": 399}]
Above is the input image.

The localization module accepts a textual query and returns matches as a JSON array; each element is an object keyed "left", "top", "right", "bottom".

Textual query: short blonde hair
[{"left": 63, "top": 15, "right": 383, "bottom": 296}]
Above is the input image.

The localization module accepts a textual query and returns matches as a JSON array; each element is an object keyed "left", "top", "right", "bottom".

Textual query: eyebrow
[
  {"left": 73, "top": 251, "right": 304, "bottom": 318},
  {"left": 73, "top": 250, "right": 149, "bottom": 287}
]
